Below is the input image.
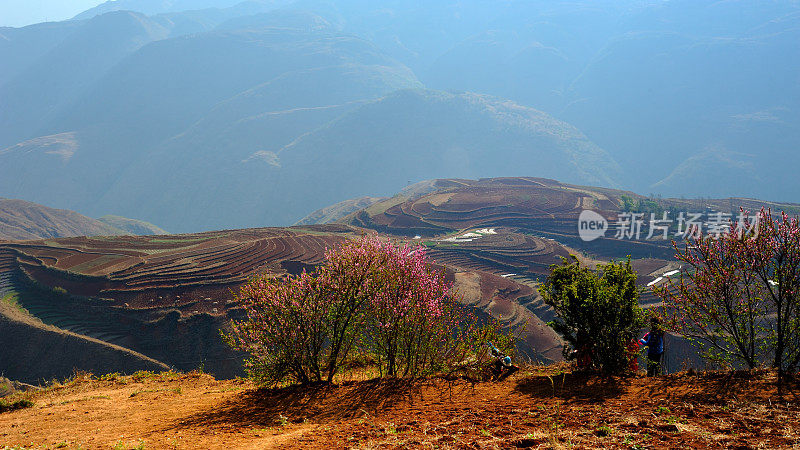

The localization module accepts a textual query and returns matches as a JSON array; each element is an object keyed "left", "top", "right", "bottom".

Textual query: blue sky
[{"left": 1, "top": 0, "right": 105, "bottom": 28}]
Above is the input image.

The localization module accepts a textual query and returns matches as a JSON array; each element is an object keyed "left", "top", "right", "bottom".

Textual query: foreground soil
[{"left": 1, "top": 367, "right": 799, "bottom": 449}]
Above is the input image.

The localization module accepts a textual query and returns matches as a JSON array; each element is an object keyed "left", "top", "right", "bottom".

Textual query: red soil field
[
  {"left": 0, "top": 224, "right": 564, "bottom": 374},
  {"left": 349, "top": 177, "right": 621, "bottom": 236},
  {"left": 1, "top": 367, "right": 796, "bottom": 449},
  {"left": 0, "top": 226, "right": 355, "bottom": 310}
]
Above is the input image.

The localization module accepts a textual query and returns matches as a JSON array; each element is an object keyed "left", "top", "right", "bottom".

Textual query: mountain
[
  {"left": 291, "top": 0, "right": 800, "bottom": 201},
  {"left": 2, "top": 0, "right": 798, "bottom": 232},
  {"left": 651, "top": 148, "right": 766, "bottom": 199},
  {"left": 0, "top": 198, "right": 167, "bottom": 240},
  {"left": 561, "top": 26, "right": 800, "bottom": 196},
  {"left": 0, "top": 21, "right": 83, "bottom": 86},
  {"left": 94, "top": 89, "right": 622, "bottom": 232},
  {"left": 96, "top": 215, "right": 168, "bottom": 236},
  {"left": 1, "top": 6, "right": 622, "bottom": 233},
  {"left": 72, "top": 0, "right": 268, "bottom": 20},
  {"left": 0, "top": 11, "right": 172, "bottom": 148},
  {"left": 295, "top": 196, "right": 386, "bottom": 226},
  {"left": 272, "top": 88, "right": 622, "bottom": 202},
  {"left": 0, "top": 198, "right": 120, "bottom": 240},
  {"left": 0, "top": 11, "right": 422, "bottom": 230}
]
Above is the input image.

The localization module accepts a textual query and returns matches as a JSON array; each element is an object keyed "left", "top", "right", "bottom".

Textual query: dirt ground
[{"left": 1, "top": 367, "right": 799, "bottom": 449}]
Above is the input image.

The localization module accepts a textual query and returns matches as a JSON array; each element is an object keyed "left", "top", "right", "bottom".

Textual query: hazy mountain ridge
[
  {"left": 0, "top": 21, "right": 84, "bottom": 86},
  {"left": 0, "top": 13, "right": 426, "bottom": 228},
  {"left": 297, "top": 0, "right": 800, "bottom": 200},
  {"left": 0, "top": 198, "right": 164, "bottom": 240},
  {"left": 274, "top": 89, "right": 623, "bottom": 194},
  {"left": 0, "top": 11, "right": 172, "bottom": 147},
  {"left": 72, "top": 0, "right": 270, "bottom": 20},
  {"left": 295, "top": 196, "right": 386, "bottom": 226},
  {"left": 0, "top": 0, "right": 797, "bottom": 231},
  {"left": 93, "top": 88, "right": 623, "bottom": 232},
  {"left": 96, "top": 215, "right": 169, "bottom": 236}
]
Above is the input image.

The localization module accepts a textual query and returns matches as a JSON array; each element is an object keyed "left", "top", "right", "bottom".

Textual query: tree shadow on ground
[
  {"left": 512, "top": 371, "right": 629, "bottom": 402},
  {"left": 515, "top": 369, "right": 800, "bottom": 405},
  {"left": 168, "top": 378, "right": 424, "bottom": 431},
  {"left": 639, "top": 370, "right": 800, "bottom": 404}
]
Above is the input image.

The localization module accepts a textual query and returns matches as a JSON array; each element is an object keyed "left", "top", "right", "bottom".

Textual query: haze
[
  {"left": 1, "top": 0, "right": 798, "bottom": 232},
  {"left": 0, "top": 0, "right": 104, "bottom": 27}
]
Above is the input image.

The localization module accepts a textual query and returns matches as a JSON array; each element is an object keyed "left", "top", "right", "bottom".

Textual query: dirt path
[{"left": 1, "top": 369, "right": 799, "bottom": 449}]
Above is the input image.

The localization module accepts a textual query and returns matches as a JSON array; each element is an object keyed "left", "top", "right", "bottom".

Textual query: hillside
[
  {"left": 7, "top": 176, "right": 799, "bottom": 382},
  {"left": 96, "top": 215, "right": 168, "bottom": 236},
  {"left": 343, "top": 176, "right": 800, "bottom": 259},
  {"left": 0, "top": 198, "right": 167, "bottom": 241},
  {"left": 0, "top": 225, "right": 355, "bottom": 380},
  {"left": 0, "top": 198, "right": 123, "bottom": 240},
  {"left": 3, "top": 2, "right": 796, "bottom": 229},
  {"left": 0, "top": 368, "right": 795, "bottom": 448},
  {"left": 0, "top": 223, "right": 561, "bottom": 381},
  {"left": 336, "top": 175, "right": 800, "bottom": 353},
  {"left": 0, "top": 11, "right": 428, "bottom": 231},
  {"left": 6, "top": 176, "right": 799, "bottom": 382},
  {"left": 295, "top": 196, "right": 386, "bottom": 226},
  {"left": 0, "top": 297, "right": 170, "bottom": 385}
]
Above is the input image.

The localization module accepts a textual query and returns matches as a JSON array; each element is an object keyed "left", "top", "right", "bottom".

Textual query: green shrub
[
  {"left": 0, "top": 398, "right": 34, "bottom": 413},
  {"left": 52, "top": 286, "right": 68, "bottom": 295},
  {"left": 541, "top": 255, "right": 645, "bottom": 374}
]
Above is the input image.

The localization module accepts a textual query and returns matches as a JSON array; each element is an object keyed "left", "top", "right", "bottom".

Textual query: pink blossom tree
[
  {"left": 225, "top": 234, "right": 498, "bottom": 385},
  {"left": 654, "top": 208, "right": 800, "bottom": 375},
  {"left": 224, "top": 270, "right": 332, "bottom": 385},
  {"left": 745, "top": 209, "right": 800, "bottom": 374},
  {"left": 361, "top": 241, "right": 472, "bottom": 377}
]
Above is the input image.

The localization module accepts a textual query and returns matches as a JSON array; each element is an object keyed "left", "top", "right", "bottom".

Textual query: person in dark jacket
[
  {"left": 488, "top": 342, "right": 519, "bottom": 381},
  {"left": 639, "top": 316, "right": 665, "bottom": 376}
]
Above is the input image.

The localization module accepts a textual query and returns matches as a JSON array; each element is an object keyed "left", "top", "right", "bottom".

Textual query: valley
[{"left": 3, "top": 177, "right": 798, "bottom": 383}]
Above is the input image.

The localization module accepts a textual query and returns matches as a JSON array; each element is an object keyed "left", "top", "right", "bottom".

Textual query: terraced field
[
  {"left": 348, "top": 177, "right": 617, "bottom": 236},
  {"left": 2, "top": 226, "right": 353, "bottom": 306},
  {"left": 0, "top": 226, "right": 365, "bottom": 379},
  {"left": 8, "top": 177, "right": 786, "bottom": 381},
  {"left": 0, "top": 223, "right": 564, "bottom": 380},
  {"left": 0, "top": 181, "right": 674, "bottom": 378},
  {"left": 425, "top": 230, "right": 572, "bottom": 281},
  {"left": 346, "top": 177, "right": 800, "bottom": 265},
  {"left": 344, "top": 177, "right": 800, "bottom": 300},
  {"left": 337, "top": 177, "right": 800, "bottom": 371}
]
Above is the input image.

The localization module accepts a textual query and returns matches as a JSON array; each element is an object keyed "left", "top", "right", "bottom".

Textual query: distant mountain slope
[
  {"left": 0, "top": 198, "right": 166, "bottom": 240},
  {"left": 0, "top": 198, "right": 124, "bottom": 240},
  {"left": 72, "top": 0, "right": 264, "bottom": 20},
  {"left": 292, "top": 0, "right": 800, "bottom": 201},
  {"left": 92, "top": 89, "right": 621, "bottom": 232},
  {"left": 561, "top": 27, "right": 800, "bottom": 196},
  {"left": 0, "top": 11, "right": 172, "bottom": 148},
  {"left": 270, "top": 88, "right": 622, "bottom": 203},
  {"left": 295, "top": 197, "right": 386, "bottom": 226},
  {"left": 0, "top": 14, "right": 422, "bottom": 230},
  {"left": 0, "top": 21, "right": 83, "bottom": 86},
  {"left": 97, "top": 216, "right": 169, "bottom": 236},
  {"left": 651, "top": 148, "right": 765, "bottom": 199}
]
